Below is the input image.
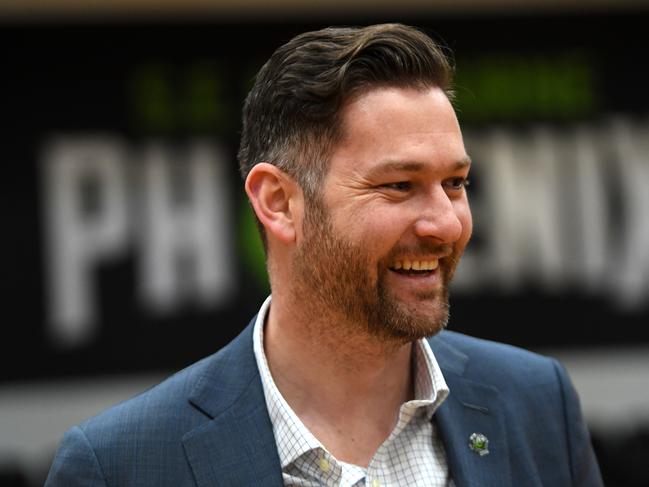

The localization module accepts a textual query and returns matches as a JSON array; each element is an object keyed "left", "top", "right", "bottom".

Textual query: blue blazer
[{"left": 46, "top": 320, "right": 603, "bottom": 486}]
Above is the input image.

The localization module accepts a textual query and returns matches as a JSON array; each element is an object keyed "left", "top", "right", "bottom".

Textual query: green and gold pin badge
[{"left": 469, "top": 433, "right": 490, "bottom": 456}]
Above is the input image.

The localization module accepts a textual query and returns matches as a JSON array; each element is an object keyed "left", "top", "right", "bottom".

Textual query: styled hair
[{"left": 238, "top": 23, "right": 454, "bottom": 240}]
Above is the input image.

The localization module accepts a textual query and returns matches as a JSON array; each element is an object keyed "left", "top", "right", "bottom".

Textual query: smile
[{"left": 390, "top": 259, "right": 439, "bottom": 273}]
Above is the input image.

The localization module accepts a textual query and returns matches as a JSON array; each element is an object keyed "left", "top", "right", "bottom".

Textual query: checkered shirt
[{"left": 253, "top": 296, "right": 455, "bottom": 487}]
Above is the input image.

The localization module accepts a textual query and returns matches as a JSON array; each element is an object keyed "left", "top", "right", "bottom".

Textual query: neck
[{"left": 264, "top": 293, "right": 415, "bottom": 466}]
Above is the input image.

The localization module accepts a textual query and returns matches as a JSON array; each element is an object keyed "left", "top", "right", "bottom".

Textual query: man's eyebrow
[
  {"left": 455, "top": 155, "right": 473, "bottom": 169},
  {"left": 368, "top": 161, "right": 425, "bottom": 176},
  {"left": 365, "top": 156, "right": 472, "bottom": 178}
]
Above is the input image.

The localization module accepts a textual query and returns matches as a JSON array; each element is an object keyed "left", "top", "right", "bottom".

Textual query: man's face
[{"left": 292, "top": 86, "right": 472, "bottom": 342}]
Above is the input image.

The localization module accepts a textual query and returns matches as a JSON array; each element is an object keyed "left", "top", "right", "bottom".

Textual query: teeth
[{"left": 391, "top": 259, "right": 439, "bottom": 271}]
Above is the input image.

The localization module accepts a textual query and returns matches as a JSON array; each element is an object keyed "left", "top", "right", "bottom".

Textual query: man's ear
[{"left": 245, "top": 163, "right": 301, "bottom": 245}]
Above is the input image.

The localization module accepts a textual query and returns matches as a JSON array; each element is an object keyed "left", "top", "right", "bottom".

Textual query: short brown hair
[{"left": 238, "top": 24, "right": 453, "bottom": 196}]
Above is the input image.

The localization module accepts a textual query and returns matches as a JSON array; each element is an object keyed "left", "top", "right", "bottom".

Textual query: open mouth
[{"left": 389, "top": 259, "right": 439, "bottom": 275}]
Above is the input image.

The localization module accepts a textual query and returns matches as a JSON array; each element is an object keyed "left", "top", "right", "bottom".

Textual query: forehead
[
  {"left": 331, "top": 86, "right": 466, "bottom": 175},
  {"left": 342, "top": 85, "right": 458, "bottom": 129}
]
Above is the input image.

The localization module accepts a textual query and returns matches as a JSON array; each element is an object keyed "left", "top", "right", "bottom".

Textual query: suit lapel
[
  {"left": 182, "top": 320, "right": 284, "bottom": 487},
  {"left": 430, "top": 334, "right": 512, "bottom": 487}
]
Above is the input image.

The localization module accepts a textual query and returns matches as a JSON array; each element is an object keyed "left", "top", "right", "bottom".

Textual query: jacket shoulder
[
  {"left": 78, "top": 320, "right": 257, "bottom": 439},
  {"left": 47, "top": 323, "right": 258, "bottom": 486},
  {"left": 79, "top": 352, "right": 215, "bottom": 436},
  {"left": 46, "top": 353, "right": 218, "bottom": 486}
]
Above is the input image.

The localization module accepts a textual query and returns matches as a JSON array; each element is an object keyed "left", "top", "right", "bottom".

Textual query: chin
[{"left": 372, "top": 297, "right": 449, "bottom": 342}]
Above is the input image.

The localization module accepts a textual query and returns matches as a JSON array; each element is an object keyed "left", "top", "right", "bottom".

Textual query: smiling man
[{"left": 46, "top": 24, "right": 603, "bottom": 486}]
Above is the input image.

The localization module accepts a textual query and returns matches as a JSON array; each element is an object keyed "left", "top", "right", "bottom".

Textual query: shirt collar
[
  {"left": 253, "top": 296, "right": 321, "bottom": 468},
  {"left": 252, "top": 295, "right": 450, "bottom": 468},
  {"left": 410, "top": 334, "right": 450, "bottom": 418}
]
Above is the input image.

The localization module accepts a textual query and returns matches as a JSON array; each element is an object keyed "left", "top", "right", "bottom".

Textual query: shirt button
[
  {"left": 371, "top": 479, "right": 380, "bottom": 487},
  {"left": 318, "top": 457, "right": 330, "bottom": 472}
]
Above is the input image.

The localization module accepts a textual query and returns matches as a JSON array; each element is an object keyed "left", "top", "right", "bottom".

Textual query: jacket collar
[{"left": 183, "top": 318, "right": 284, "bottom": 487}]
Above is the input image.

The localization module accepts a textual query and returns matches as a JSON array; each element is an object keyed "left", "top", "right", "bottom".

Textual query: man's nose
[{"left": 412, "top": 188, "right": 463, "bottom": 244}]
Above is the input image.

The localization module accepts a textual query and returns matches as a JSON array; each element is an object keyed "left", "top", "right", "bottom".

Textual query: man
[{"left": 46, "top": 24, "right": 603, "bottom": 486}]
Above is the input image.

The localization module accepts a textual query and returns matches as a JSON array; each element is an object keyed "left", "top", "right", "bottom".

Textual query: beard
[{"left": 291, "top": 197, "right": 459, "bottom": 343}]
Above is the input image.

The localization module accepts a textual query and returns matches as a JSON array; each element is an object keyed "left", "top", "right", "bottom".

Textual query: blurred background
[{"left": 2, "top": 0, "right": 649, "bottom": 485}]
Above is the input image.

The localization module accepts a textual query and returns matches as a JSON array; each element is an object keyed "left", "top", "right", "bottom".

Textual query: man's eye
[
  {"left": 446, "top": 177, "right": 470, "bottom": 190},
  {"left": 381, "top": 182, "right": 412, "bottom": 191}
]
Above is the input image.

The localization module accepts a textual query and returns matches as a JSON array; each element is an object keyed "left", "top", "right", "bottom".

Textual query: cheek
[
  {"left": 364, "top": 208, "right": 405, "bottom": 239},
  {"left": 336, "top": 202, "right": 396, "bottom": 236}
]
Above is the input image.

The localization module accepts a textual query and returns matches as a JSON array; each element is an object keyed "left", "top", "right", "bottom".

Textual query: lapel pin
[{"left": 468, "top": 433, "right": 490, "bottom": 456}]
